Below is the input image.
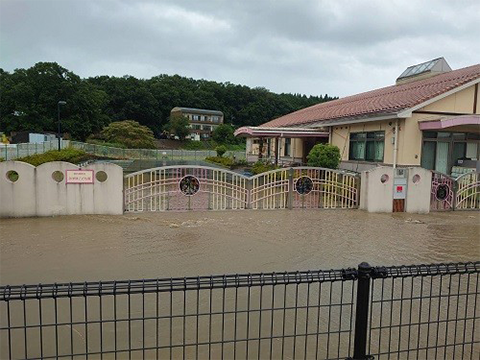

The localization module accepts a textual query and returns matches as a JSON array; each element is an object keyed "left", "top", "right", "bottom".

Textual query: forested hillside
[{"left": 0, "top": 62, "right": 336, "bottom": 140}]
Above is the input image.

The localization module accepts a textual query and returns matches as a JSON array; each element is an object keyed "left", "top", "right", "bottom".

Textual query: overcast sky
[{"left": 1, "top": 0, "right": 479, "bottom": 97}]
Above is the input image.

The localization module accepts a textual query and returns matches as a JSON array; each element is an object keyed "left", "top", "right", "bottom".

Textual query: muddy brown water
[
  {"left": 1, "top": 209, "right": 479, "bottom": 285},
  {"left": 0, "top": 210, "right": 479, "bottom": 359}
]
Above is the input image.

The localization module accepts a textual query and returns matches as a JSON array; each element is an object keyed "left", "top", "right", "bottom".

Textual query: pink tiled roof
[{"left": 261, "top": 64, "right": 480, "bottom": 128}]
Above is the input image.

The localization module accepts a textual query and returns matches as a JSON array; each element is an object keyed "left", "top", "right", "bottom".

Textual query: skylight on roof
[{"left": 398, "top": 58, "right": 441, "bottom": 79}]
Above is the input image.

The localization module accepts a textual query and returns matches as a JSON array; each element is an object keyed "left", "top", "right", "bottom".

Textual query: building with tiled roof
[{"left": 235, "top": 58, "right": 480, "bottom": 174}]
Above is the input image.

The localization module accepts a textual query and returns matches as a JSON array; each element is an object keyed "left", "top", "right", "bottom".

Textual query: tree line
[{"left": 0, "top": 62, "right": 336, "bottom": 141}]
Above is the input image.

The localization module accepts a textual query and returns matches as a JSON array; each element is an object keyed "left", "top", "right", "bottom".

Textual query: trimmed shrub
[
  {"left": 205, "top": 156, "right": 235, "bottom": 168},
  {"left": 307, "top": 143, "right": 341, "bottom": 169},
  {"left": 252, "top": 161, "right": 279, "bottom": 174},
  {"left": 16, "top": 148, "right": 94, "bottom": 166}
]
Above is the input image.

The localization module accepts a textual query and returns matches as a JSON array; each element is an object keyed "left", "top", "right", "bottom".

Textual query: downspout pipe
[{"left": 393, "top": 119, "right": 399, "bottom": 169}]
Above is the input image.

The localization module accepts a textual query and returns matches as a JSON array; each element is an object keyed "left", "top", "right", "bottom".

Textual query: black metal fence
[{"left": 0, "top": 262, "right": 478, "bottom": 360}]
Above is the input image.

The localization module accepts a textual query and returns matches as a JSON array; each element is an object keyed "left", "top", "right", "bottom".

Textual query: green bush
[
  {"left": 17, "top": 148, "right": 94, "bottom": 166},
  {"left": 182, "top": 140, "right": 207, "bottom": 150},
  {"left": 101, "top": 120, "right": 156, "bottom": 149},
  {"left": 234, "top": 159, "right": 248, "bottom": 166},
  {"left": 205, "top": 156, "right": 235, "bottom": 168},
  {"left": 307, "top": 143, "right": 341, "bottom": 169},
  {"left": 252, "top": 161, "right": 279, "bottom": 174},
  {"left": 216, "top": 145, "right": 227, "bottom": 157}
]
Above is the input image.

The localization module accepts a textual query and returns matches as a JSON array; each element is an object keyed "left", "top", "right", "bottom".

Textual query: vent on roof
[{"left": 396, "top": 57, "right": 452, "bottom": 84}]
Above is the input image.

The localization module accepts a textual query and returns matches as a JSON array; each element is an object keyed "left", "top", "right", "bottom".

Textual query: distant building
[
  {"left": 11, "top": 132, "right": 57, "bottom": 144},
  {"left": 170, "top": 107, "right": 224, "bottom": 140}
]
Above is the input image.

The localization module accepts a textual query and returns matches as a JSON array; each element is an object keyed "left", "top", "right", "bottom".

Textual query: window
[
  {"left": 421, "top": 131, "right": 480, "bottom": 173},
  {"left": 203, "top": 125, "right": 211, "bottom": 132},
  {"left": 349, "top": 131, "right": 384, "bottom": 162},
  {"left": 284, "top": 138, "right": 291, "bottom": 156},
  {"left": 192, "top": 115, "right": 200, "bottom": 121}
]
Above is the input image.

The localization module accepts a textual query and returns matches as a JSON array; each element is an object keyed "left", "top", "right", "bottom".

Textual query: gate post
[
  {"left": 349, "top": 262, "right": 373, "bottom": 360},
  {"left": 452, "top": 178, "right": 457, "bottom": 211},
  {"left": 288, "top": 167, "right": 294, "bottom": 209}
]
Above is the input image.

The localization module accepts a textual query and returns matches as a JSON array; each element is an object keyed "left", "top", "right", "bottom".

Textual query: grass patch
[
  {"left": 181, "top": 140, "right": 212, "bottom": 150},
  {"left": 85, "top": 139, "right": 127, "bottom": 148},
  {"left": 16, "top": 148, "right": 99, "bottom": 166}
]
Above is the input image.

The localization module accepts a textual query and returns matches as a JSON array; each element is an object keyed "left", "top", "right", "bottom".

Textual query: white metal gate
[{"left": 124, "top": 166, "right": 360, "bottom": 212}]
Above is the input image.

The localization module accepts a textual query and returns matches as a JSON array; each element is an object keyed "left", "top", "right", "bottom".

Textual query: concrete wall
[
  {"left": 360, "top": 166, "right": 432, "bottom": 213},
  {"left": 360, "top": 166, "right": 394, "bottom": 212},
  {"left": 339, "top": 161, "right": 378, "bottom": 173},
  {"left": 0, "top": 161, "right": 36, "bottom": 217},
  {"left": 405, "top": 167, "right": 432, "bottom": 213},
  {"left": 0, "top": 161, "right": 123, "bottom": 218}
]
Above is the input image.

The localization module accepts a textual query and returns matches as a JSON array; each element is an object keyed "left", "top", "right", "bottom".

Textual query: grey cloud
[{"left": 1, "top": 0, "right": 479, "bottom": 97}]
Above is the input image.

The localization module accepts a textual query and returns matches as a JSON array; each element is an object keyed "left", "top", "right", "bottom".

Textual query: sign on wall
[{"left": 66, "top": 170, "right": 94, "bottom": 184}]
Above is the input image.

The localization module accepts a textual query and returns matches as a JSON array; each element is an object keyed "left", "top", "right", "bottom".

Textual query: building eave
[{"left": 234, "top": 126, "right": 328, "bottom": 138}]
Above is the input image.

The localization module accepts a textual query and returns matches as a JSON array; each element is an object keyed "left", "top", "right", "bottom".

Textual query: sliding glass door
[{"left": 434, "top": 142, "right": 449, "bottom": 174}]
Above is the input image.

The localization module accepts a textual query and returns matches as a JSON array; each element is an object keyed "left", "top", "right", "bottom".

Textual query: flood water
[{"left": 1, "top": 209, "right": 479, "bottom": 285}]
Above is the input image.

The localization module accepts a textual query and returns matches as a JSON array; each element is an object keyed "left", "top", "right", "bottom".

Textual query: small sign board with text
[{"left": 66, "top": 170, "right": 94, "bottom": 184}]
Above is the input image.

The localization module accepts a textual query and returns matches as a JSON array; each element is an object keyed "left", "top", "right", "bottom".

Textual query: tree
[
  {"left": 101, "top": 120, "right": 156, "bottom": 149},
  {"left": 165, "top": 114, "right": 190, "bottom": 140},
  {"left": 307, "top": 144, "right": 341, "bottom": 169},
  {"left": 1, "top": 62, "right": 337, "bottom": 141},
  {"left": 212, "top": 124, "right": 235, "bottom": 144},
  {"left": 0, "top": 62, "right": 109, "bottom": 140},
  {"left": 215, "top": 145, "right": 227, "bottom": 157}
]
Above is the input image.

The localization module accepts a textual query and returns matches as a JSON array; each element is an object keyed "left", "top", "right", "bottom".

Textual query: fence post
[
  {"left": 452, "top": 177, "right": 457, "bottom": 211},
  {"left": 350, "top": 262, "right": 373, "bottom": 360},
  {"left": 288, "top": 167, "right": 294, "bottom": 209}
]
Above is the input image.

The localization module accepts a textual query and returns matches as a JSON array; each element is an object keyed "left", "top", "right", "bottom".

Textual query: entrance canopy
[
  {"left": 234, "top": 126, "right": 328, "bottom": 138},
  {"left": 418, "top": 115, "right": 480, "bottom": 132}
]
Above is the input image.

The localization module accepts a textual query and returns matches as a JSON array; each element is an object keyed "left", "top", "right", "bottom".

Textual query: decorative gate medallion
[
  {"left": 435, "top": 184, "right": 449, "bottom": 201},
  {"left": 295, "top": 176, "right": 314, "bottom": 195},
  {"left": 179, "top": 175, "right": 200, "bottom": 196}
]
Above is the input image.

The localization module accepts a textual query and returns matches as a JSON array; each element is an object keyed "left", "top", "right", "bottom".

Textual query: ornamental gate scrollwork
[
  {"left": 455, "top": 172, "right": 480, "bottom": 210},
  {"left": 429, "top": 170, "right": 480, "bottom": 211},
  {"left": 430, "top": 171, "right": 455, "bottom": 211},
  {"left": 124, "top": 166, "right": 360, "bottom": 212}
]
